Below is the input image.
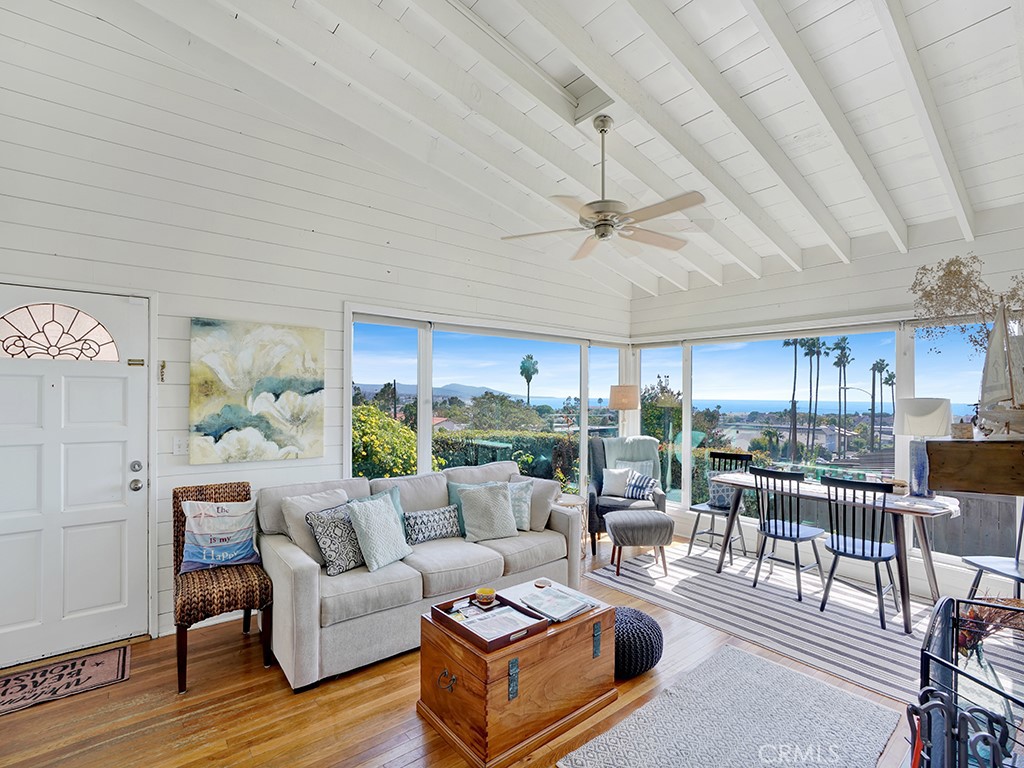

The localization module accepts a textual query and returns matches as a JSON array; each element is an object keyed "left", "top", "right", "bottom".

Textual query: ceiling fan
[{"left": 502, "top": 114, "right": 705, "bottom": 261}]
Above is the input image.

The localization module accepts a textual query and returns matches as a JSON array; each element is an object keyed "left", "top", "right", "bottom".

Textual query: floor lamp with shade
[{"left": 609, "top": 385, "right": 639, "bottom": 437}]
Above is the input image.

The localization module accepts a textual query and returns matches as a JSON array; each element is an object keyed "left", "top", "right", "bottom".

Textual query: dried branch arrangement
[{"left": 911, "top": 254, "right": 1024, "bottom": 354}]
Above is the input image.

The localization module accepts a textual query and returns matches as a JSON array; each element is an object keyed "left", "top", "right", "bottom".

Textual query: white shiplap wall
[{"left": 0, "top": 2, "right": 630, "bottom": 636}]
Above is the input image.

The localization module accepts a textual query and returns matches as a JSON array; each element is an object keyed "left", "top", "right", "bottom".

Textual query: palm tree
[
  {"left": 782, "top": 339, "right": 801, "bottom": 461},
  {"left": 830, "top": 337, "right": 852, "bottom": 458},
  {"left": 519, "top": 354, "right": 539, "bottom": 405},
  {"left": 869, "top": 359, "right": 888, "bottom": 450},
  {"left": 812, "top": 339, "right": 829, "bottom": 452},
  {"left": 762, "top": 427, "right": 782, "bottom": 458},
  {"left": 883, "top": 370, "right": 896, "bottom": 447},
  {"left": 800, "top": 338, "right": 826, "bottom": 451}
]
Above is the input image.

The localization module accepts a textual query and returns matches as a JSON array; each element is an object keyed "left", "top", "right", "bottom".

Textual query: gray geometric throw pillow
[
  {"left": 404, "top": 505, "right": 461, "bottom": 545},
  {"left": 305, "top": 505, "right": 365, "bottom": 576}
]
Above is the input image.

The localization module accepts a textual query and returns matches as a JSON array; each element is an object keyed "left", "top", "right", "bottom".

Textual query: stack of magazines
[{"left": 519, "top": 588, "right": 596, "bottom": 622}]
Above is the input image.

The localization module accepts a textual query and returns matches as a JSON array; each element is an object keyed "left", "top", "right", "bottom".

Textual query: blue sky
[{"left": 353, "top": 323, "right": 985, "bottom": 406}]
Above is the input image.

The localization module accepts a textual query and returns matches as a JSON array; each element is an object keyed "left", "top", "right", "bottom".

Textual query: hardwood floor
[{"left": 2, "top": 542, "right": 912, "bottom": 767}]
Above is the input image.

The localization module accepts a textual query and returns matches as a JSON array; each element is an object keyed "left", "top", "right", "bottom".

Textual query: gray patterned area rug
[
  {"left": 557, "top": 647, "right": 900, "bottom": 768},
  {"left": 585, "top": 544, "right": 937, "bottom": 702}
]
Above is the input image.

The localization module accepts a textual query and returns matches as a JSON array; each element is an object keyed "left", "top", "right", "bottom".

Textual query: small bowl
[{"left": 475, "top": 587, "right": 496, "bottom": 605}]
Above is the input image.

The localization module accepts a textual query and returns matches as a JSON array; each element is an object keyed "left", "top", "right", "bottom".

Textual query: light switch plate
[{"left": 173, "top": 436, "right": 187, "bottom": 456}]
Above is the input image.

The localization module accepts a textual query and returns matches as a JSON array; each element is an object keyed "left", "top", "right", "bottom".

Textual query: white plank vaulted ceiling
[{"left": 21, "top": 0, "right": 1024, "bottom": 299}]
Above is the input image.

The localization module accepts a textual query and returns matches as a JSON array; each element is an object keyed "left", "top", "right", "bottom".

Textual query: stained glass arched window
[{"left": 0, "top": 303, "right": 119, "bottom": 361}]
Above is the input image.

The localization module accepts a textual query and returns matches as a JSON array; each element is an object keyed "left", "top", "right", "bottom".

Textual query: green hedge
[{"left": 432, "top": 430, "right": 578, "bottom": 482}]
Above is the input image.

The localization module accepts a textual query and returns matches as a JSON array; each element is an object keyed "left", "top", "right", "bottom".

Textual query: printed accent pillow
[
  {"left": 404, "top": 505, "right": 461, "bottom": 545},
  {"left": 707, "top": 469, "right": 734, "bottom": 509},
  {"left": 459, "top": 483, "right": 518, "bottom": 542},
  {"left": 448, "top": 480, "right": 501, "bottom": 535},
  {"left": 624, "top": 470, "right": 658, "bottom": 501},
  {"left": 602, "top": 467, "right": 633, "bottom": 497},
  {"left": 305, "top": 505, "right": 364, "bottom": 576},
  {"left": 180, "top": 499, "right": 260, "bottom": 574},
  {"left": 282, "top": 488, "right": 349, "bottom": 565},
  {"left": 346, "top": 493, "right": 413, "bottom": 572},
  {"left": 615, "top": 459, "right": 655, "bottom": 479},
  {"left": 508, "top": 478, "right": 534, "bottom": 531}
]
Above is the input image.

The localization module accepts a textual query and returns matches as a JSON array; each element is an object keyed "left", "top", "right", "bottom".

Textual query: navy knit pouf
[{"left": 614, "top": 607, "right": 663, "bottom": 679}]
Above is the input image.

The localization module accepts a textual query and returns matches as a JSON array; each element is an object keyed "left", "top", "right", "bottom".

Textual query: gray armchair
[{"left": 588, "top": 435, "right": 667, "bottom": 555}]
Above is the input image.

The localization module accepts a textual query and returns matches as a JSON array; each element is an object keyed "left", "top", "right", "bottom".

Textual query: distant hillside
[{"left": 354, "top": 382, "right": 521, "bottom": 401}]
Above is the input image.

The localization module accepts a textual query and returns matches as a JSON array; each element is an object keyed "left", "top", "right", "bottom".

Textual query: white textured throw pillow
[
  {"left": 459, "top": 483, "right": 519, "bottom": 542},
  {"left": 602, "top": 467, "right": 632, "bottom": 496},
  {"left": 346, "top": 494, "right": 413, "bottom": 572}
]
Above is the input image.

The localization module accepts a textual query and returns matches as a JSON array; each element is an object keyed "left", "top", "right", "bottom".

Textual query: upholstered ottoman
[
  {"left": 604, "top": 509, "right": 674, "bottom": 577},
  {"left": 614, "top": 607, "right": 663, "bottom": 679}
]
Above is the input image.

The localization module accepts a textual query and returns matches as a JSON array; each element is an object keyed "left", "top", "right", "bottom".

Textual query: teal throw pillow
[{"left": 509, "top": 478, "right": 533, "bottom": 531}]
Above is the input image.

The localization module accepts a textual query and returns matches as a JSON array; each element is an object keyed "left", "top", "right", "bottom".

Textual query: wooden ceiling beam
[
  {"left": 513, "top": 0, "right": 804, "bottom": 272},
  {"left": 624, "top": 0, "right": 851, "bottom": 264},
  {"left": 740, "top": 0, "right": 910, "bottom": 254},
  {"left": 870, "top": 0, "right": 974, "bottom": 241}
]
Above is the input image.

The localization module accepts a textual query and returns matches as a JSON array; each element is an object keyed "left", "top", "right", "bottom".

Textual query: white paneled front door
[{"left": 0, "top": 286, "right": 149, "bottom": 666}]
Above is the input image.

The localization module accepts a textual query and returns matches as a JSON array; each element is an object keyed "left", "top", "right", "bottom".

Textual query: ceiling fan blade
[
  {"left": 551, "top": 195, "right": 585, "bottom": 215},
  {"left": 501, "top": 227, "right": 585, "bottom": 241},
  {"left": 625, "top": 191, "right": 706, "bottom": 224},
  {"left": 570, "top": 236, "right": 599, "bottom": 261},
  {"left": 623, "top": 228, "right": 688, "bottom": 251}
]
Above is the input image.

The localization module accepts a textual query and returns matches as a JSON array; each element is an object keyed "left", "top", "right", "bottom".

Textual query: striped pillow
[
  {"left": 180, "top": 499, "right": 260, "bottom": 573},
  {"left": 623, "top": 470, "right": 658, "bottom": 501}
]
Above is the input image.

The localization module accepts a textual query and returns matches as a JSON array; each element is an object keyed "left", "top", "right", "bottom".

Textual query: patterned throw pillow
[
  {"left": 615, "top": 459, "right": 655, "bottom": 479},
  {"left": 459, "top": 483, "right": 518, "bottom": 542},
  {"left": 508, "top": 479, "right": 533, "bottom": 531},
  {"left": 305, "top": 505, "right": 364, "bottom": 576},
  {"left": 180, "top": 499, "right": 260, "bottom": 574},
  {"left": 624, "top": 470, "right": 658, "bottom": 501},
  {"left": 448, "top": 480, "right": 501, "bottom": 535},
  {"left": 707, "top": 469, "right": 734, "bottom": 509},
  {"left": 404, "top": 505, "right": 461, "bottom": 545},
  {"left": 346, "top": 493, "right": 413, "bottom": 572}
]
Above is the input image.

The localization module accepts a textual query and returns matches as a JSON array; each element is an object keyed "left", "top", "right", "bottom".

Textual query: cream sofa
[{"left": 256, "top": 461, "right": 582, "bottom": 690}]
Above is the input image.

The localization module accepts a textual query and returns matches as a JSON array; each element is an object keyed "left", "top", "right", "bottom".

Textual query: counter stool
[
  {"left": 604, "top": 509, "right": 675, "bottom": 577},
  {"left": 614, "top": 607, "right": 663, "bottom": 679}
]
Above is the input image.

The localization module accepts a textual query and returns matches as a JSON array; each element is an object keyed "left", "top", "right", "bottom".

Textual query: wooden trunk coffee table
[{"left": 417, "top": 582, "right": 617, "bottom": 768}]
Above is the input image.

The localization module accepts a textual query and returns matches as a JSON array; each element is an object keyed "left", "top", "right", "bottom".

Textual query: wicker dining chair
[{"left": 173, "top": 482, "right": 273, "bottom": 693}]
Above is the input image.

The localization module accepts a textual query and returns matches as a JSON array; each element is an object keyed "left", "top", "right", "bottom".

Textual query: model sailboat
[{"left": 978, "top": 300, "right": 1024, "bottom": 434}]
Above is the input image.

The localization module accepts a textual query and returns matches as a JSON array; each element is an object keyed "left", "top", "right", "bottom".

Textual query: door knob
[{"left": 129, "top": 479, "right": 144, "bottom": 492}]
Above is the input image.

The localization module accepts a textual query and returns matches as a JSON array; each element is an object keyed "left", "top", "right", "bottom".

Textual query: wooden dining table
[{"left": 709, "top": 470, "right": 961, "bottom": 634}]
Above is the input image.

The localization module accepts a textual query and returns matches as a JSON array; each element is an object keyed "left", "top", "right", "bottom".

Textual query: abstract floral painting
[{"left": 188, "top": 318, "right": 324, "bottom": 464}]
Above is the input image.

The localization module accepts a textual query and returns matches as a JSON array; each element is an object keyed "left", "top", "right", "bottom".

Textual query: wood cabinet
[
  {"left": 926, "top": 439, "right": 1024, "bottom": 496},
  {"left": 417, "top": 596, "right": 617, "bottom": 768}
]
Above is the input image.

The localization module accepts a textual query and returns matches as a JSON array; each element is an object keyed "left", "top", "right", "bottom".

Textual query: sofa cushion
[
  {"left": 477, "top": 530, "right": 567, "bottom": 576},
  {"left": 346, "top": 493, "right": 413, "bottom": 572},
  {"left": 281, "top": 488, "right": 350, "bottom": 564},
  {"left": 258, "top": 478, "right": 371, "bottom": 535},
  {"left": 597, "top": 495, "right": 659, "bottom": 512},
  {"left": 443, "top": 461, "right": 520, "bottom": 485},
  {"left": 402, "top": 538, "right": 504, "bottom": 597},
  {"left": 319, "top": 561, "right": 422, "bottom": 626},
  {"left": 460, "top": 483, "right": 518, "bottom": 543},
  {"left": 369, "top": 472, "right": 448, "bottom": 513}
]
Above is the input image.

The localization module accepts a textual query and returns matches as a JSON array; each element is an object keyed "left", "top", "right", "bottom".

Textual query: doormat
[{"left": 0, "top": 646, "right": 130, "bottom": 716}]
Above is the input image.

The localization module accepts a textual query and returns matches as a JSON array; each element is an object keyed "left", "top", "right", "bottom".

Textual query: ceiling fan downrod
[{"left": 593, "top": 114, "right": 613, "bottom": 201}]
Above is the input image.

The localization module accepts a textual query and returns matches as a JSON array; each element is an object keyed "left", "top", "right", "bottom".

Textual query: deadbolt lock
[{"left": 130, "top": 461, "right": 143, "bottom": 472}]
